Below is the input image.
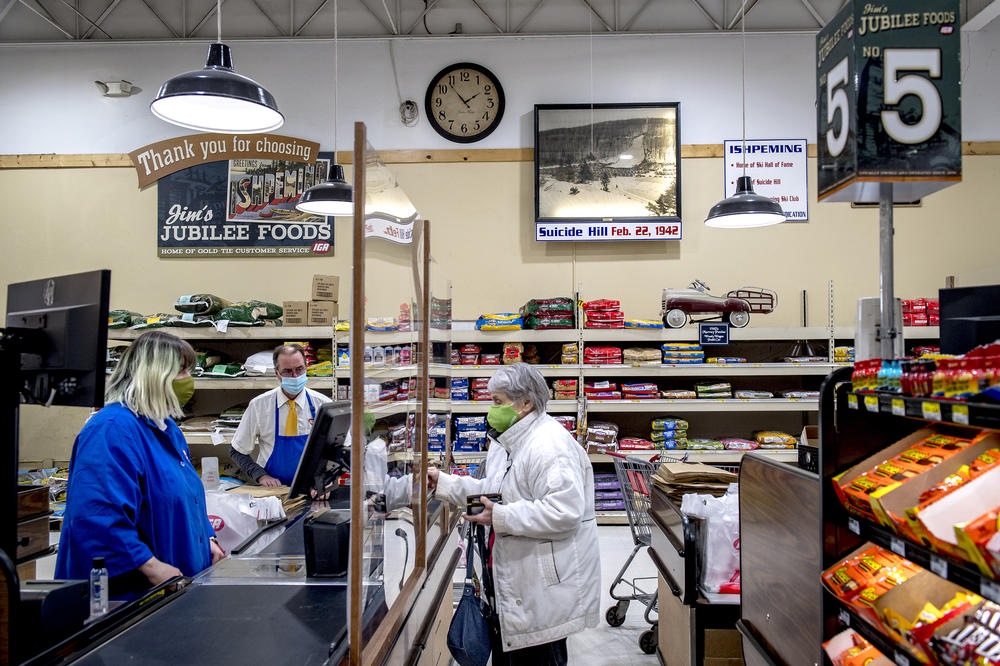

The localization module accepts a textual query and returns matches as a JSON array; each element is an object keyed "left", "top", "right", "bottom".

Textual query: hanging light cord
[
  {"left": 216, "top": 0, "right": 221, "bottom": 43},
  {"left": 740, "top": 0, "right": 747, "bottom": 177},
  {"left": 333, "top": 0, "right": 339, "bottom": 156}
]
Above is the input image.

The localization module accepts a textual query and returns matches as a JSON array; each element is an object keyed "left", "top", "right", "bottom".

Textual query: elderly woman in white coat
[{"left": 428, "top": 363, "right": 601, "bottom": 665}]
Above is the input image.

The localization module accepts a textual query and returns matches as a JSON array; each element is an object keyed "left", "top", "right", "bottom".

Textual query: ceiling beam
[
  {"left": 190, "top": 0, "right": 227, "bottom": 37},
  {"left": 469, "top": 0, "right": 503, "bottom": 32},
  {"left": 577, "top": 0, "right": 613, "bottom": 31},
  {"left": 622, "top": 0, "right": 655, "bottom": 31},
  {"left": 513, "top": 0, "right": 546, "bottom": 33},
  {"left": 964, "top": 0, "right": 1000, "bottom": 30},
  {"left": 17, "top": 0, "right": 73, "bottom": 37},
  {"left": 56, "top": 0, "right": 112, "bottom": 37},
  {"left": 80, "top": 0, "right": 123, "bottom": 39},
  {"left": 250, "top": 0, "right": 288, "bottom": 35},
  {"left": 798, "top": 0, "right": 825, "bottom": 26},
  {"left": 727, "top": 0, "right": 761, "bottom": 30},
  {"left": 0, "top": 0, "right": 20, "bottom": 26},
  {"left": 687, "top": 0, "right": 723, "bottom": 30},
  {"left": 136, "top": 0, "right": 179, "bottom": 37},
  {"left": 404, "top": 0, "right": 443, "bottom": 35},
  {"left": 355, "top": 0, "right": 394, "bottom": 35},
  {"left": 295, "top": 0, "right": 328, "bottom": 35}
]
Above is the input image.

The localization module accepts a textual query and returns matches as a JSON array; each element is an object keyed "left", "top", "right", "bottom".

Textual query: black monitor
[
  {"left": 4, "top": 270, "right": 111, "bottom": 408},
  {"left": 939, "top": 284, "right": 1000, "bottom": 355},
  {"left": 289, "top": 401, "right": 352, "bottom": 499}
]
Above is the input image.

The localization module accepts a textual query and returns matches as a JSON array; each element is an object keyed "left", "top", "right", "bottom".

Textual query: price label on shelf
[
  {"left": 891, "top": 399, "right": 906, "bottom": 417},
  {"left": 922, "top": 402, "right": 942, "bottom": 421},
  {"left": 210, "top": 429, "right": 227, "bottom": 446},
  {"left": 894, "top": 651, "right": 911, "bottom": 666},
  {"left": 864, "top": 395, "right": 880, "bottom": 413},
  {"left": 847, "top": 394, "right": 859, "bottom": 410},
  {"left": 890, "top": 537, "right": 907, "bottom": 557},
  {"left": 930, "top": 555, "right": 948, "bottom": 579},
  {"left": 982, "top": 577, "right": 1000, "bottom": 602},
  {"left": 838, "top": 608, "right": 850, "bottom": 626},
  {"left": 953, "top": 404, "right": 970, "bottom": 425},
  {"left": 848, "top": 518, "right": 860, "bottom": 535}
]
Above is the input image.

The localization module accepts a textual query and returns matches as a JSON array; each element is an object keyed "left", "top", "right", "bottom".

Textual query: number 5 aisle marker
[{"left": 815, "top": 0, "right": 961, "bottom": 204}]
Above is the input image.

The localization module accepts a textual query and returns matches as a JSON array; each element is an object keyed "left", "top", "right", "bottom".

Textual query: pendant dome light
[
  {"left": 150, "top": 0, "right": 283, "bottom": 134},
  {"left": 296, "top": 0, "right": 353, "bottom": 217},
  {"left": 704, "top": 0, "right": 784, "bottom": 228}
]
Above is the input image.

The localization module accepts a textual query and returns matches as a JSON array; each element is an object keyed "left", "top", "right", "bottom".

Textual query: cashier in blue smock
[
  {"left": 55, "top": 331, "right": 225, "bottom": 596},
  {"left": 230, "top": 344, "right": 332, "bottom": 487}
]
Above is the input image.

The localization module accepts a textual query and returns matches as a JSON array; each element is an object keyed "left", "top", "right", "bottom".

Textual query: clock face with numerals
[{"left": 424, "top": 63, "right": 505, "bottom": 143}]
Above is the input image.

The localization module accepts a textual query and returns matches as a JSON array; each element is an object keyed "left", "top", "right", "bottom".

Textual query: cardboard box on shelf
[
  {"left": 918, "top": 464, "right": 1000, "bottom": 559},
  {"left": 282, "top": 301, "right": 309, "bottom": 326},
  {"left": 308, "top": 301, "right": 338, "bottom": 326},
  {"left": 312, "top": 274, "right": 340, "bottom": 302}
]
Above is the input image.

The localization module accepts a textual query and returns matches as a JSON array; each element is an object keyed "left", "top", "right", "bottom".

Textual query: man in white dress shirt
[{"left": 230, "top": 344, "right": 332, "bottom": 486}]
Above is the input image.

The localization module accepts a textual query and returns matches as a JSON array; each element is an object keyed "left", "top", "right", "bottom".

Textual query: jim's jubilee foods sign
[{"left": 129, "top": 134, "right": 336, "bottom": 258}]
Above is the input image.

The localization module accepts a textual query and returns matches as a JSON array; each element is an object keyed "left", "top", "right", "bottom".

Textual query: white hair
[{"left": 487, "top": 363, "right": 549, "bottom": 413}]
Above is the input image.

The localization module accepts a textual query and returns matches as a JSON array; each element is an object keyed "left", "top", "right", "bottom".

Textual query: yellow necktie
[{"left": 284, "top": 399, "right": 298, "bottom": 436}]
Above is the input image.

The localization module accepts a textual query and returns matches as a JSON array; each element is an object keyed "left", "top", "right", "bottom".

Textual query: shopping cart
[{"left": 604, "top": 451, "right": 669, "bottom": 655}]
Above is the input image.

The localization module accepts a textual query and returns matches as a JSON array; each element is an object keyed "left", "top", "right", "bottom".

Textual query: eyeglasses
[{"left": 277, "top": 368, "right": 306, "bottom": 378}]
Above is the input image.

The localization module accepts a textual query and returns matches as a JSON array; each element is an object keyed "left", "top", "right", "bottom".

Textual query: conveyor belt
[{"left": 73, "top": 583, "right": 347, "bottom": 665}]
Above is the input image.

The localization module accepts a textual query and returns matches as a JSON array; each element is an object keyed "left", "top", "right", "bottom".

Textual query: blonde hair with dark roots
[{"left": 105, "top": 331, "right": 196, "bottom": 427}]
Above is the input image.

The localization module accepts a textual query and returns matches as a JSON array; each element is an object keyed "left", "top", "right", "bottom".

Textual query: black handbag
[{"left": 447, "top": 526, "right": 495, "bottom": 666}]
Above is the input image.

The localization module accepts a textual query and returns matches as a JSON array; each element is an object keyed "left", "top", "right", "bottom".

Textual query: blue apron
[{"left": 265, "top": 392, "right": 316, "bottom": 484}]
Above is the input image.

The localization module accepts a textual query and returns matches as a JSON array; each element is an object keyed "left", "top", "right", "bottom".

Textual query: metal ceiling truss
[{"left": 0, "top": 0, "right": 991, "bottom": 41}]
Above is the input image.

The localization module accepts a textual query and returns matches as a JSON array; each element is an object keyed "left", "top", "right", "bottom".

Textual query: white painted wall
[{"left": 1, "top": 23, "right": 997, "bottom": 154}]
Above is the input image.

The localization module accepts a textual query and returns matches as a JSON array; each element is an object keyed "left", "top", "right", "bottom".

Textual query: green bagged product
[
  {"left": 195, "top": 352, "right": 224, "bottom": 373},
  {"left": 236, "top": 300, "right": 283, "bottom": 320},
  {"left": 651, "top": 417, "right": 689, "bottom": 431},
  {"left": 521, "top": 298, "right": 575, "bottom": 316},
  {"left": 169, "top": 313, "right": 216, "bottom": 327},
  {"left": 655, "top": 437, "right": 688, "bottom": 450},
  {"left": 525, "top": 316, "right": 575, "bottom": 330},
  {"left": 130, "top": 314, "right": 173, "bottom": 329},
  {"left": 174, "top": 294, "right": 231, "bottom": 315},
  {"left": 651, "top": 429, "right": 688, "bottom": 443},
  {"left": 200, "top": 363, "right": 246, "bottom": 378},
  {"left": 687, "top": 438, "right": 724, "bottom": 450},
  {"left": 215, "top": 304, "right": 265, "bottom": 325},
  {"left": 108, "top": 310, "right": 142, "bottom": 329}
]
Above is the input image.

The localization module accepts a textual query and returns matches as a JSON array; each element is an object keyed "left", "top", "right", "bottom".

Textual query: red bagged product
[
  {"left": 581, "top": 299, "right": 621, "bottom": 311},
  {"left": 586, "top": 391, "right": 622, "bottom": 399},
  {"left": 481, "top": 354, "right": 501, "bottom": 365},
  {"left": 618, "top": 437, "right": 656, "bottom": 450},
  {"left": 586, "top": 310, "right": 626, "bottom": 322},
  {"left": 471, "top": 378, "right": 491, "bottom": 390},
  {"left": 584, "top": 381, "right": 618, "bottom": 393},
  {"left": 585, "top": 321, "right": 626, "bottom": 329}
]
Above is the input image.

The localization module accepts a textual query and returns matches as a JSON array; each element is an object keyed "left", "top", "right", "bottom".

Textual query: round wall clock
[{"left": 424, "top": 62, "right": 505, "bottom": 143}]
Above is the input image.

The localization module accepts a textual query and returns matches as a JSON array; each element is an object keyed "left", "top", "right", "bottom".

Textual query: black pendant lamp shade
[
  {"left": 151, "top": 43, "right": 284, "bottom": 134},
  {"left": 296, "top": 164, "right": 354, "bottom": 216},
  {"left": 704, "top": 176, "right": 786, "bottom": 228}
]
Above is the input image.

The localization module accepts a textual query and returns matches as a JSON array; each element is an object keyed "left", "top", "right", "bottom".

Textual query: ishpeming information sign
[
  {"left": 535, "top": 220, "right": 681, "bottom": 241},
  {"left": 129, "top": 133, "right": 337, "bottom": 258}
]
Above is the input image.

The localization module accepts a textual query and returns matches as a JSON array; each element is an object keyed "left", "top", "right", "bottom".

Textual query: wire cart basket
[
  {"left": 604, "top": 451, "right": 669, "bottom": 654},
  {"left": 605, "top": 450, "right": 740, "bottom": 655}
]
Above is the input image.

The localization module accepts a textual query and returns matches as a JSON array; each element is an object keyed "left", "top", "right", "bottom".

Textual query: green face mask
[
  {"left": 172, "top": 376, "right": 195, "bottom": 407},
  {"left": 487, "top": 403, "right": 519, "bottom": 433}
]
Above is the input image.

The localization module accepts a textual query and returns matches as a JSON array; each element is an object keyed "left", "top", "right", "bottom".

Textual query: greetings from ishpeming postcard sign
[{"left": 129, "top": 134, "right": 337, "bottom": 258}]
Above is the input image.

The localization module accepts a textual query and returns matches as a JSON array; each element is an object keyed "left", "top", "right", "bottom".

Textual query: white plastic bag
[
  {"left": 681, "top": 483, "right": 740, "bottom": 595},
  {"left": 205, "top": 491, "right": 286, "bottom": 553}
]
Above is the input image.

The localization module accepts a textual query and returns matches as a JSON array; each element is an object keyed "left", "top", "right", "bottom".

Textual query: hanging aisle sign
[
  {"left": 128, "top": 134, "right": 336, "bottom": 258},
  {"left": 815, "top": 0, "right": 961, "bottom": 203},
  {"left": 723, "top": 140, "right": 809, "bottom": 221}
]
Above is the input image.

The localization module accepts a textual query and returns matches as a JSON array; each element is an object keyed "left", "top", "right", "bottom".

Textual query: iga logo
[
  {"left": 208, "top": 515, "right": 225, "bottom": 531},
  {"left": 312, "top": 241, "right": 332, "bottom": 254}
]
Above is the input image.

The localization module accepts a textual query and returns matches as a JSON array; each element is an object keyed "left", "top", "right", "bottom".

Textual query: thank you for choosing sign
[
  {"left": 129, "top": 134, "right": 337, "bottom": 258},
  {"left": 816, "top": 0, "right": 961, "bottom": 202},
  {"left": 723, "top": 140, "right": 808, "bottom": 221}
]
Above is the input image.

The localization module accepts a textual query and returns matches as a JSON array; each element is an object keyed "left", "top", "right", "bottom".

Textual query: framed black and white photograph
[{"left": 534, "top": 103, "right": 681, "bottom": 237}]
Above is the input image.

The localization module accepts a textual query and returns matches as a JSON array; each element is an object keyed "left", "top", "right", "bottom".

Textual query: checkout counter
[{"left": 24, "top": 490, "right": 460, "bottom": 666}]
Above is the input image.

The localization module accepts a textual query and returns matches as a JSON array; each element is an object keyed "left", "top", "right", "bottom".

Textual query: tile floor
[{"left": 34, "top": 526, "right": 663, "bottom": 665}]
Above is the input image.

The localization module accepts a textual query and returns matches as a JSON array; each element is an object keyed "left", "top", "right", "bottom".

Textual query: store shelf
[
  {"left": 843, "top": 515, "right": 1000, "bottom": 605},
  {"left": 848, "top": 391, "right": 1000, "bottom": 430},
  {"left": 595, "top": 511, "right": 629, "bottom": 526},
  {"left": 388, "top": 451, "right": 487, "bottom": 463},
  {"left": 451, "top": 400, "right": 579, "bottom": 413},
  {"left": 581, "top": 363, "right": 846, "bottom": 377},
  {"left": 108, "top": 326, "right": 337, "bottom": 340},
  {"left": 583, "top": 398, "right": 818, "bottom": 413},
  {"left": 193, "top": 377, "right": 336, "bottom": 390},
  {"left": 829, "top": 597, "right": 925, "bottom": 666},
  {"left": 587, "top": 449, "right": 797, "bottom": 464},
  {"left": 450, "top": 364, "right": 581, "bottom": 377},
  {"left": 451, "top": 328, "right": 578, "bottom": 343},
  {"left": 181, "top": 432, "right": 233, "bottom": 446},
  {"left": 582, "top": 326, "right": 855, "bottom": 342}
]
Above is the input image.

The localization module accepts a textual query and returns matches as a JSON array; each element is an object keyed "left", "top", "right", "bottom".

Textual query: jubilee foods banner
[{"left": 129, "top": 134, "right": 336, "bottom": 258}]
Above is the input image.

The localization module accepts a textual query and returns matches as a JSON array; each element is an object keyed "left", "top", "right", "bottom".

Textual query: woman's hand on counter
[
  {"left": 210, "top": 538, "right": 226, "bottom": 564},
  {"left": 258, "top": 474, "right": 282, "bottom": 487},
  {"left": 140, "top": 556, "right": 184, "bottom": 586}
]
